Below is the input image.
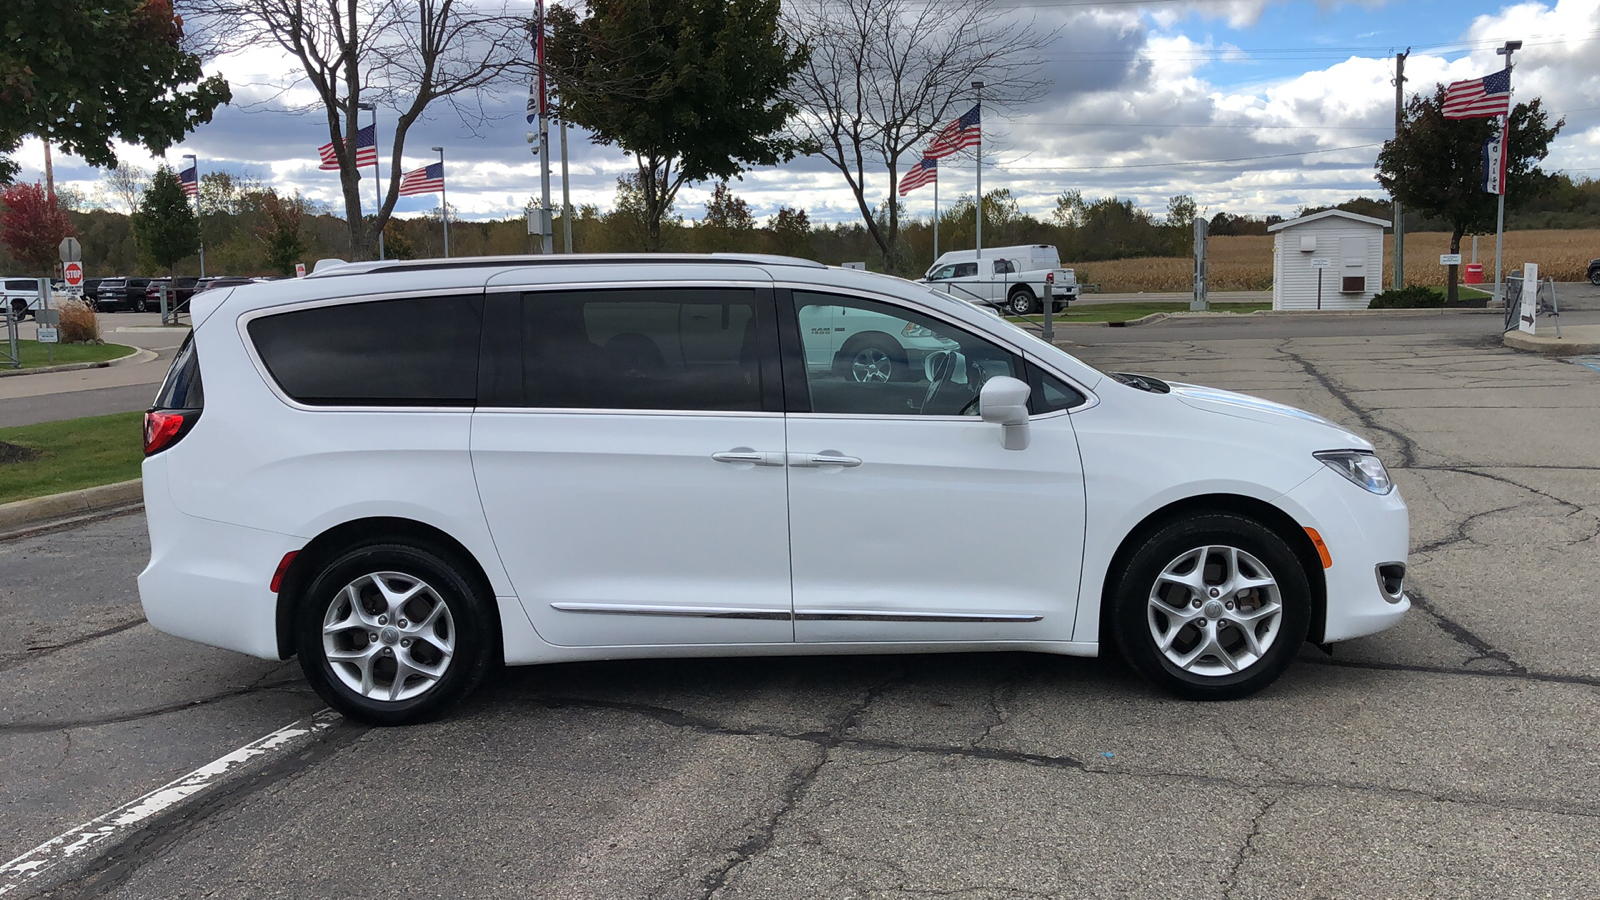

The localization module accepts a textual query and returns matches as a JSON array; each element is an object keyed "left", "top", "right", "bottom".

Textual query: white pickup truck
[{"left": 919, "top": 244, "right": 1078, "bottom": 316}]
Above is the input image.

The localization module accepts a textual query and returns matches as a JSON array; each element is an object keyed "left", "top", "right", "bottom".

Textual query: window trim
[
  {"left": 774, "top": 283, "right": 1098, "bottom": 419},
  {"left": 480, "top": 281, "right": 784, "bottom": 414},
  {"left": 237, "top": 288, "right": 487, "bottom": 413}
]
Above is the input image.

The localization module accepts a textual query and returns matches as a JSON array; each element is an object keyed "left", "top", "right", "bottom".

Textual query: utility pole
[
  {"left": 535, "top": 0, "right": 553, "bottom": 254},
  {"left": 560, "top": 118, "right": 572, "bottom": 253},
  {"left": 1492, "top": 39, "right": 1522, "bottom": 309},
  {"left": 1392, "top": 49, "right": 1408, "bottom": 289}
]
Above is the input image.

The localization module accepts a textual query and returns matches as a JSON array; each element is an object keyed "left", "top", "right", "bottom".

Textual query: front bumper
[{"left": 1279, "top": 467, "right": 1411, "bottom": 642}]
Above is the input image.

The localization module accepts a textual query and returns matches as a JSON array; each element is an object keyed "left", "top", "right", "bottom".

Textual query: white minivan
[{"left": 140, "top": 254, "right": 1409, "bottom": 724}]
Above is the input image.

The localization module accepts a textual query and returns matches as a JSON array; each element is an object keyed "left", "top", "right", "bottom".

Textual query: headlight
[
  {"left": 902, "top": 322, "right": 936, "bottom": 338},
  {"left": 1314, "top": 450, "right": 1393, "bottom": 494}
]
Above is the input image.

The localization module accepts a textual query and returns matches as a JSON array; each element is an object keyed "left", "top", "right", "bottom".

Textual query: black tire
[
  {"left": 1006, "top": 288, "right": 1037, "bottom": 316},
  {"left": 1589, "top": 268, "right": 1600, "bottom": 287},
  {"left": 8, "top": 299, "right": 25, "bottom": 320},
  {"left": 1109, "top": 513, "right": 1310, "bottom": 700},
  {"left": 834, "top": 334, "right": 905, "bottom": 384},
  {"left": 295, "top": 541, "right": 495, "bottom": 725},
  {"left": 133, "top": 297, "right": 148, "bottom": 313}
]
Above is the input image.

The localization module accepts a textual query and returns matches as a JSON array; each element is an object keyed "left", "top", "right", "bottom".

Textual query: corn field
[{"left": 1074, "top": 230, "right": 1599, "bottom": 293}]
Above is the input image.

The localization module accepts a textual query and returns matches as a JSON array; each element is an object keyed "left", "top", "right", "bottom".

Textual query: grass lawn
[
  {"left": 3, "top": 342, "right": 136, "bottom": 370},
  {"left": 0, "top": 412, "right": 144, "bottom": 504},
  {"left": 1420, "top": 285, "right": 1493, "bottom": 300},
  {"left": 1009, "top": 301, "right": 1271, "bottom": 324}
]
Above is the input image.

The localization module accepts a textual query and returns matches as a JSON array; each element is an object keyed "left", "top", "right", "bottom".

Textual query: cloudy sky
[{"left": 13, "top": 0, "right": 1600, "bottom": 226}]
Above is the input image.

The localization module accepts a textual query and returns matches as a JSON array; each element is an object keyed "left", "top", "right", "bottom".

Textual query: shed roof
[{"left": 1267, "top": 209, "right": 1392, "bottom": 233}]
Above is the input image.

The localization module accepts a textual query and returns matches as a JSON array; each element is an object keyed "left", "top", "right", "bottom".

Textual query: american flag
[
  {"left": 926, "top": 105, "right": 981, "bottom": 158},
  {"left": 899, "top": 157, "right": 937, "bottom": 195},
  {"left": 1443, "top": 68, "right": 1512, "bottom": 120},
  {"left": 317, "top": 124, "right": 377, "bottom": 170},
  {"left": 178, "top": 164, "right": 198, "bottom": 198},
  {"left": 399, "top": 162, "right": 445, "bottom": 197}
]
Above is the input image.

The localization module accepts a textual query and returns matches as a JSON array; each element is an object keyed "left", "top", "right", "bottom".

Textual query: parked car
[
  {"left": 3, "top": 278, "right": 43, "bottom": 320},
  {"left": 921, "top": 244, "right": 1080, "bottom": 316},
  {"left": 95, "top": 277, "right": 156, "bottom": 312},
  {"left": 1587, "top": 257, "right": 1599, "bottom": 286},
  {"left": 81, "top": 278, "right": 107, "bottom": 306},
  {"left": 146, "top": 276, "right": 201, "bottom": 309},
  {"left": 194, "top": 276, "right": 262, "bottom": 294},
  {"left": 139, "top": 254, "right": 1410, "bottom": 725}
]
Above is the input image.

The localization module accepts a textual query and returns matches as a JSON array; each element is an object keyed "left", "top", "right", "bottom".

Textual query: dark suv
[
  {"left": 95, "top": 277, "right": 156, "bottom": 312},
  {"left": 1588, "top": 258, "right": 1599, "bottom": 286},
  {"left": 146, "top": 277, "right": 201, "bottom": 310}
]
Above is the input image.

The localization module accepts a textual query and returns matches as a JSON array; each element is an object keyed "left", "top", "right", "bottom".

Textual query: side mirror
[{"left": 979, "top": 376, "right": 1031, "bottom": 450}]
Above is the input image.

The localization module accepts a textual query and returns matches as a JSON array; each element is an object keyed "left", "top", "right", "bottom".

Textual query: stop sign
[{"left": 64, "top": 261, "right": 84, "bottom": 288}]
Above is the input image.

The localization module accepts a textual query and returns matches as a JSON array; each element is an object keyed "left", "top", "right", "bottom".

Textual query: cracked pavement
[{"left": 4, "top": 314, "right": 1599, "bottom": 898}]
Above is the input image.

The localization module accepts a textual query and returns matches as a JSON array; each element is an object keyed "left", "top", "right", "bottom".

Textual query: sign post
[
  {"left": 1311, "top": 258, "right": 1330, "bottom": 310},
  {"left": 1191, "top": 217, "right": 1209, "bottom": 311}
]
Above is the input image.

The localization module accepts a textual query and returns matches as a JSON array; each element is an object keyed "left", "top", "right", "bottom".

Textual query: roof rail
[{"left": 304, "top": 253, "right": 827, "bottom": 278}]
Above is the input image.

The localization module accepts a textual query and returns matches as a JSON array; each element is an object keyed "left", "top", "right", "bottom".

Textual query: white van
[
  {"left": 921, "top": 245, "right": 1078, "bottom": 315},
  {"left": 139, "top": 253, "right": 1408, "bottom": 724}
]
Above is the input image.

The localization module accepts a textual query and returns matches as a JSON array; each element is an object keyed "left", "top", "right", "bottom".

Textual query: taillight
[{"left": 144, "top": 410, "right": 193, "bottom": 456}]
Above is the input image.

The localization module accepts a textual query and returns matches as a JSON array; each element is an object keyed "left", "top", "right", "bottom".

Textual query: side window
[
  {"left": 248, "top": 294, "right": 482, "bottom": 406},
  {"left": 993, "top": 259, "right": 1015, "bottom": 275},
  {"left": 956, "top": 263, "right": 978, "bottom": 278},
  {"left": 793, "top": 292, "right": 1018, "bottom": 417},
  {"left": 929, "top": 265, "right": 956, "bottom": 281},
  {"left": 520, "top": 288, "right": 764, "bottom": 411},
  {"left": 1030, "top": 366, "right": 1086, "bottom": 413}
]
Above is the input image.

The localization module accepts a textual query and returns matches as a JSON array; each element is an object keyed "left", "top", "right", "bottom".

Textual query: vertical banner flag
[
  {"left": 1482, "top": 122, "right": 1507, "bottom": 195},
  {"left": 399, "top": 162, "right": 445, "bottom": 196},
  {"left": 317, "top": 124, "right": 377, "bottom": 170},
  {"left": 179, "top": 164, "right": 199, "bottom": 198},
  {"left": 899, "top": 157, "right": 937, "bottom": 195},
  {"left": 1443, "top": 68, "right": 1511, "bottom": 119},
  {"left": 925, "top": 106, "right": 982, "bottom": 158}
]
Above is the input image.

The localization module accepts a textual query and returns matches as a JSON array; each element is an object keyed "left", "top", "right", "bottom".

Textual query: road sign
[
  {"left": 58, "top": 237, "right": 81, "bottom": 263},
  {"left": 295, "top": 262, "right": 307, "bottom": 278},
  {"left": 1310, "top": 258, "right": 1330, "bottom": 269},
  {"left": 36, "top": 326, "right": 59, "bottom": 343},
  {"left": 63, "top": 262, "right": 84, "bottom": 288},
  {"left": 1519, "top": 263, "right": 1539, "bottom": 335},
  {"left": 1440, "top": 253, "right": 1462, "bottom": 266}
]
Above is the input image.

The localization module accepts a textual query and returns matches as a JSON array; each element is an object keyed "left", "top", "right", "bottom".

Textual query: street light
[
  {"left": 182, "top": 153, "right": 205, "bottom": 279},
  {"left": 431, "top": 146, "right": 449, "bottom": 258},
  {"left": 356, "top": 101, "right": 384, "bottom": 260}
]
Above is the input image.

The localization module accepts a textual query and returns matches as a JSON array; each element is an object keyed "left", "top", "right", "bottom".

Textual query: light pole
[
  {"left": 182, "top": 153, "right": 206, "bottom": 278},
  {"left": 357, "top": 101, "right": 385, "bottom": 260},
  {"left": 432, "top": 146, "right": 450, "bottom": 258},
  {"left": 1490, "top": 39, "right": 1521, "bottom": 309}
]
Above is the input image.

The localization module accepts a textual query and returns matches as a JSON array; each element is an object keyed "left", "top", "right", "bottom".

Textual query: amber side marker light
[{"left": 1304, "top": 528, "right": 1333, "bottom": 568}]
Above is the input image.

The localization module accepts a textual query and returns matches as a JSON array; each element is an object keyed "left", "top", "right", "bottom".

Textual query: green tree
[
  {"left": 703, "top": 181, "right": 755, "bottom": 231},
  {"left": 259, "top": 190, "right": 307, "bottom": 276},
  {"left": 547, "top": 0, "right": 807, "bottom": 250},
  {"left": 133, "top": 166, "right": 199, "bottom": 276},
  {"left": 0, "top": 0, "right": 230, "bottom": 179},
  {"left": 0, "top": 182, "right": 77, "bottom": 273},
  {"left": 1376, "top": 85, "right": 1563, "bottom": 301},
  {"left": 768, "top": 206, "right": 812, "bottom": 258}
]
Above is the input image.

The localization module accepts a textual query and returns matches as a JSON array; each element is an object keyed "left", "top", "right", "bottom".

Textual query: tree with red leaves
[{"left": 0, "top": 183, "right": 77, "bottom": 275}]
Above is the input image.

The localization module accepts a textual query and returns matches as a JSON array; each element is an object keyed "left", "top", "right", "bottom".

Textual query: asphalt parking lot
[{"left": 3, "top": 311, "right": 1599, "bottom": 898}]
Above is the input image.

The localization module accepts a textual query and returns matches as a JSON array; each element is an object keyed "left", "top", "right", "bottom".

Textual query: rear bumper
[
  {"left": 138, "top": 455, "right": 298, "bottom": 660},
  {"left": 1280, "top": 467, "right": 1411, "bottom": 642}
]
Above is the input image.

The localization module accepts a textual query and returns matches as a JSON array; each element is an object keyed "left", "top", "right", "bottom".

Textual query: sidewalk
[{"left": 1502, "top": 323, "right": 1600, "bottom": 356}]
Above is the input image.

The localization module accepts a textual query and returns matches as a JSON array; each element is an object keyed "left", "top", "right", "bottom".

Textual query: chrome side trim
[
  {"left": 794, "top": 609, "right": 1043, "bottom": 623},
  {"left": 550, "top": 602, "right": 791, "bottom": 621}
]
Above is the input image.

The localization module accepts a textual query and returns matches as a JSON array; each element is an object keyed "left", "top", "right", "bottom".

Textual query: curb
[
  {"left": 0, "top": 344, "right": 148, "bottom": 378},
  {"left": 1502, "top": 332, "right": 1600, "bottom": 356},
  {"left": 0, "top": 479, "right": 143, "bottom": 535}
]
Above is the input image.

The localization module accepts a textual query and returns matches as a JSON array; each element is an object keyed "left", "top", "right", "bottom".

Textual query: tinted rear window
[
  {"left": 5, "top": 280, "right": 37, "bottom": 291},
  {"left": 249, "top": 294, "right": 483, "bottom": 406},
  {"left": 154, "top": 335, "right": 204, "bottom": 409}
]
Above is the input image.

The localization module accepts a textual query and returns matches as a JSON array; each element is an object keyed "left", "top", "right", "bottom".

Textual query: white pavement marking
[{"left": 0, "top": 709, "right": 340, "bottom": 896}]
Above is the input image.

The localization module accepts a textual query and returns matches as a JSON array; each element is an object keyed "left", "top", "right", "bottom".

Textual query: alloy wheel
[
  {"left": 851, "top": 347, "right": 893, "bottom": 383},
  {"left": 1146, "top": 545, "right": 1283, "bottom": 677},
  {"left": 321, "top": 571, "right": 455, "bottom": 702}
]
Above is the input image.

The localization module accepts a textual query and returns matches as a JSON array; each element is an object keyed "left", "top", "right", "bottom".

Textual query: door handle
[
  {"left": 789, "top": 451, "right": 862, "bottom": 468},
  {"left": 712, "top": 448, "right": 786, "bottom": 467}
]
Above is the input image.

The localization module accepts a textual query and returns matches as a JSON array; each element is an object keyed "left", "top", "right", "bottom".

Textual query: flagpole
[
  {"left": 933, "top": 172, "right": 939, "bottom": 260},
  {"left": 433, "top": 146, "right": 450, "bottom": 258},
  {"left": 1491, "top": 40, "right": 1518, "bottom": 307},
  {"left": 537, "top": 0, "right": 553, "bottom": 255},
  {"left": 972, "top": 81, "right": 983, "bottom": 263}
]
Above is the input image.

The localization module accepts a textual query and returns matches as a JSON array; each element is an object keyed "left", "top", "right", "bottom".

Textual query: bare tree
[
  {"left": 99, "top": 163, "right": 150, "bottom": 216},
  {"left": 181, "top": 0, "right": 529, "bottom": 259},
  {"left": 783, "top": 0, "right": 1051, "bottom": 273}
]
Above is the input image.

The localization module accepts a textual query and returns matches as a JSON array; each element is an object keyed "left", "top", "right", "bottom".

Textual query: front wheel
[
  {"left": 1110, "top": 513, "right": 1310, "bottom": 700},
  {"left": 1007, "top": 288, "right": 1037, "bottom": 316},
  {"left": 835, "top": 336, "right": 904, "bottom": 384},
  {"left": 1589, "top": 268, "right": 1600, "bottom": 287},
  {"left": 133, "top": 297, "right": 148, "bottom": 313},
  {"left": 296, "top": 541, "right": 495, "bottom": 725}
]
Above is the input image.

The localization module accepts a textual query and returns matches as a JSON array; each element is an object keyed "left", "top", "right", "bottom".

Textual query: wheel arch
[
  {"left": 1096, "top": 493, "right": 1328, "bottom": 647},
  {"left": 274, "top": 516, "right": 502, "bottom": 660},
  {"left": 1007, "top": 283, "right": 1036, "bottom": 299}
]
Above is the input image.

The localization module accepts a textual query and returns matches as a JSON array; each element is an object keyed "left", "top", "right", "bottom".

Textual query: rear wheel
[
  {"left": 133, "top": 297, "right": 148, "bottom": 313},
  {"left": 1589, "top": 268, "right": 1600, "bottom": 287},
  {"left": 1110, "top": 513, "right": 1310, "bottom": 700},
  {"left": 8, "top": 299, "right": 25, "bottom": 320},
  {"left": 1007, "top": 288, "right": 1037, "bottom": 316},
  {"left": 834, "top": 335, "right": 904, "bottom": 384},
  {"left": 296, "top": 541, "right": 495, "bottom": 725}
]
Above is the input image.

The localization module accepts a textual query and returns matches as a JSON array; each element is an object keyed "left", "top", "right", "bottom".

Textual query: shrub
[
  {"left": 57, "top": 298, "right": 102, "bottom": 343},
  {"left": 1368, "top": 285, "right": 1444, "bottom": 309}
]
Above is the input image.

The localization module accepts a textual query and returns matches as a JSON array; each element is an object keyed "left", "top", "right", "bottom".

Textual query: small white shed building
[{"left": 1268, "top": 210, "right": 1389, "bottom": 310}]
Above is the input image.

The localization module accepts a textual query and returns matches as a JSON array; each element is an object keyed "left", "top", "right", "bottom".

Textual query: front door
[
  {"left": 472, "top": 285, "right": 794, "bottom": 647},
  {"left": 781, "top": 290, "right": 1086, "bottom": 644}
]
